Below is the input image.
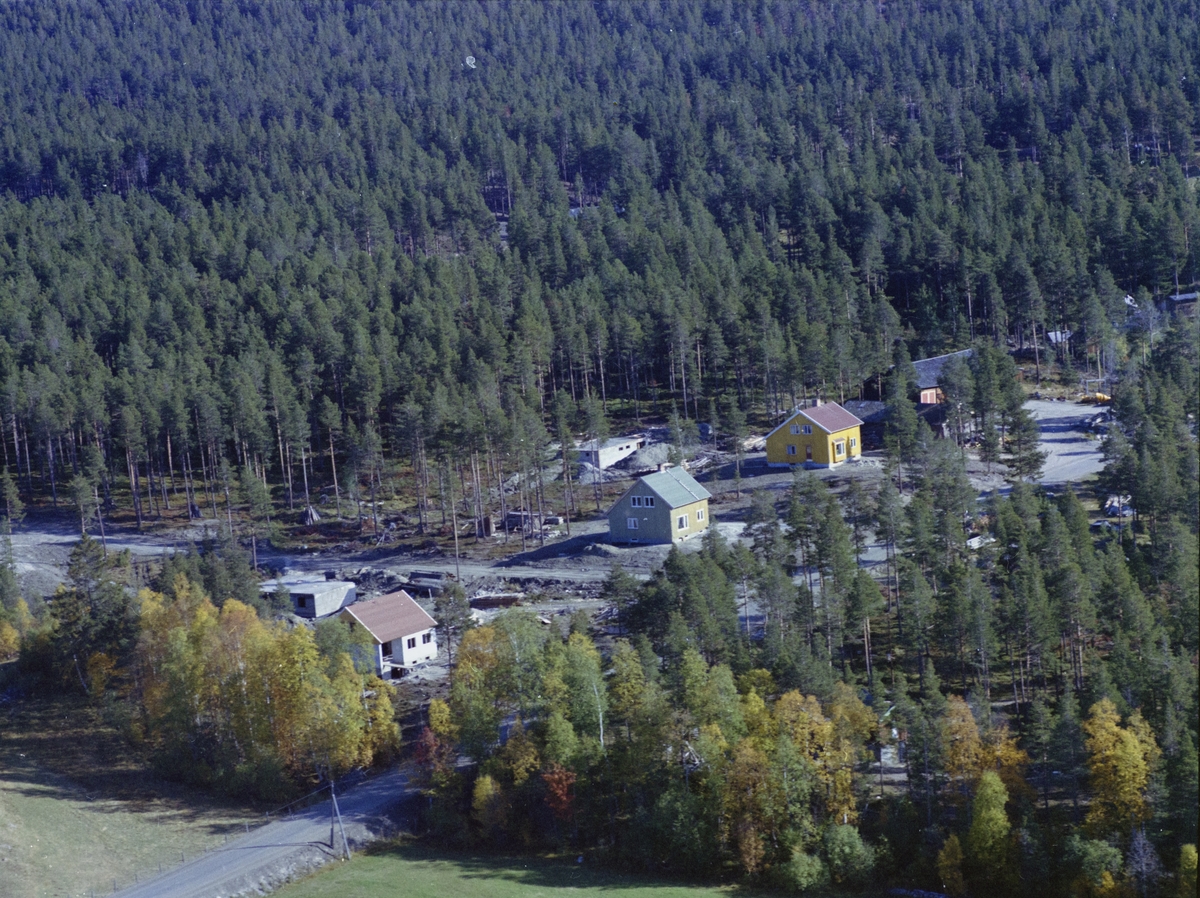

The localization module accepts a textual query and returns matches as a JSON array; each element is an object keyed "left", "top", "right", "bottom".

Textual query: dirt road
[
  {"left": 112, "top": 768, "right": 410, "bottom": 898},
  {"left": 8, "top": 399, "right": 1103, "bottom": 605}
]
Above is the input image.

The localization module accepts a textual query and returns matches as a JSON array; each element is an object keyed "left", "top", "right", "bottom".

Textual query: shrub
[
  {"left": 823, "top": 824, "right": 876, "bottom": 887},
  {"left": 770, "top": 847, "right": 829, "bottom": 892}
]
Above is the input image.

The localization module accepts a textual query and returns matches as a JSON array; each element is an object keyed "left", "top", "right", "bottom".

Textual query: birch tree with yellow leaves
[
  {"left": 1083, "top": 699, "right": 1160, "bottom": 838},
  {"left": 135, "top": 576, "right": 397, "bottom": 798}
]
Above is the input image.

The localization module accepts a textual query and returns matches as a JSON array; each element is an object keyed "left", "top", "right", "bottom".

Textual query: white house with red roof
[{"left": 340, "top": 590, "right": 438, "bottom": 677}]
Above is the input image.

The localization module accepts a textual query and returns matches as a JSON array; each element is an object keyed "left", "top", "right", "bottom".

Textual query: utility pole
[{"left": 330, "top": 781, "right": 351, "bottom": 860}]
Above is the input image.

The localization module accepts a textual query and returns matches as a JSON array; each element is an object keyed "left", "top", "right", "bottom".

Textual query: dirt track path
[{"left": 112, "top": 769, "right": 409, "bottom": 898}]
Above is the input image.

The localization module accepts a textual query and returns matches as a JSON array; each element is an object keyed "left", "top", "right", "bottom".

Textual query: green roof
[{"left": 637, "top": 466, "right": 711, "bottom": 508}]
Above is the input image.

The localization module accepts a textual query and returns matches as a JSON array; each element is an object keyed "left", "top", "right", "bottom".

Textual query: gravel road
[
  {"left": 112, "top": 768, "right": 410, "bottom": 898},
  {"left": 8, "top": 402, "right": 1104, "bottom": 603},
  {"left": 1023, "top": 398, "right": 1106, "bottom": 485}
]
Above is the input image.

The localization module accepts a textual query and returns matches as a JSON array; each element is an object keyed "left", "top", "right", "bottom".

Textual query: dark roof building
[
  {"left": 912, "top": 349, "right": 972, "bottom": 404},
  {"left": 839, "top": 400, "right": 888, "bottom": 426},
  {"left": 841, "top": 400, "right": 888, "bottom": 449},
  {"left": 912, "top": 349, "right": 973, "bottom": 389}
]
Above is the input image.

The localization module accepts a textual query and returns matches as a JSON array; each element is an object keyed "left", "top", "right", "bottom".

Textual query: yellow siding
[
  {"left": 670, "top": 498, "right": 711, "bottom": 541},
  {"left": 765, "top": 412, "right": 862, "bottom": 467}
]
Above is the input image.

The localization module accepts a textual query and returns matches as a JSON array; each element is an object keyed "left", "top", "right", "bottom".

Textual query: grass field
[
  {"left": 277, "top": 843, "right": 821, "bottom": 898},
  {"left": 0, "top": 688, "right": 259, "bottom": 898}
]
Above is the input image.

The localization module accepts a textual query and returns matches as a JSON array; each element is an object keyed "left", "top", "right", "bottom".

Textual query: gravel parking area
[{"left": 1023, "top": 398, "right": 1107, "bottom": 486}]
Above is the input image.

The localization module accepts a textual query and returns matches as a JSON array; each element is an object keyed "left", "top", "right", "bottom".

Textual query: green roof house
[{"left": 608, "top": 466, "right": 712, "bottom": 545}]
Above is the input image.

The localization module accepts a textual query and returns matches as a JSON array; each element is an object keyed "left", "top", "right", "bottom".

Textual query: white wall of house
[{"left": 396, "top": 627, "right": 438, "bottom": 667}]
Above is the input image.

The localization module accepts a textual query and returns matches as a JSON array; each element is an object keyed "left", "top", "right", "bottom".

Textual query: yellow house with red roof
[{"left": 765, "top": 402, "right": 863, "bottom": 468}]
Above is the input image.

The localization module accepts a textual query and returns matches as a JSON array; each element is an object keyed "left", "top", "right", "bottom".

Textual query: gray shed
[{"left": 260, "top": 576, "right": 357, "bottom": 619}]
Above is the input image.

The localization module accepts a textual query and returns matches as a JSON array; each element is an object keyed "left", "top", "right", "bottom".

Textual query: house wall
[
  {"left": 766, "top": 415, "right": 862, "bottom": 468},
  {"left": 608, "top": 491, "right": 670, "bottom": 543},
  {"left": 820, "top": 426, "right": 861, "bottom": 466},
  {"left": 397, "top": 627, "right": 438, "bottom": 667},
  {"left": 608, "top": 492, "right": 709, "bottom": 544},
  {"left": 668, "top": 499, "right": 710, "bottom": 542}
]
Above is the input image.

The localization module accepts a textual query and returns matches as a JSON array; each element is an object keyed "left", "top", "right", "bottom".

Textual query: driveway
[{"left": 113, "top": 768, "right": 410, "bottom": 898}]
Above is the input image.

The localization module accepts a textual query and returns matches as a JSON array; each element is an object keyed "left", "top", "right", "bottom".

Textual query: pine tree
[{"left": 1, "top": 467, "right": 23, "bottom": 524}]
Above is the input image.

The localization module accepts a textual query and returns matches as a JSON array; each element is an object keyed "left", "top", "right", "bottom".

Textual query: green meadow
[{"left": 276, "top": 843, "right": 818, "bottom": 898}]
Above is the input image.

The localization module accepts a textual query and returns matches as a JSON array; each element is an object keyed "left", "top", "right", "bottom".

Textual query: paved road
[{"left": 113, "top": 768, "right": 410, "bottom": 898}]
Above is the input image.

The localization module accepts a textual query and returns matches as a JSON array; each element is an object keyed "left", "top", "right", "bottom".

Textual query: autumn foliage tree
[
  {"left": 1083, "top": 699, "right": 1160, "bottom": 838},
  {"left": 136, "top": 576, "right": 397, "bottom": 798}
]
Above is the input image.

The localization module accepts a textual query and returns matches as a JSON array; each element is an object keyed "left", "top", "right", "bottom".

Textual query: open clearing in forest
[
  {"left": 275, "top": 843, "right": 805, "bottom": 898},
  {"left": 0, "top": 692, "right": 260, "bottom": 898}
]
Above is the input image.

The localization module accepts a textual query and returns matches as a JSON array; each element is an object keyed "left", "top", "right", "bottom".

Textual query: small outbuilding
[
  {"left": 260, "top": 576, "right": 357, "bottom": 619},
  {"left": 841, "top": 400, "right": 888, "bottom": 449},
  {"left": 608, "top": 465, "right": 711, "bottom": 545},
  {"left": 576, "top": 434, "right": 647, "bottom": 469},
  {"left": 765, "top": 402, "right": 863, "bottom": 468},
  {"left": 341, "top": 590, "right": 438, "bottom": 678}
]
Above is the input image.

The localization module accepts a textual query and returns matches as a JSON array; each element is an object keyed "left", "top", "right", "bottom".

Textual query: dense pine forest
[
  {"left": 0, "top": 0, "right": 1196, "bottom": 521},
  {"left": 0, "top": 2, "right": 1197, "bottom": 896}
]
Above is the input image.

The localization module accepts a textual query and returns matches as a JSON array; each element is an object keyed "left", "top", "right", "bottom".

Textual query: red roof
[
  {"left": 797, "top": 402, "right": 863, "bottom": 434},
  {"left": 342, "top": 590, "right": 437, "bottom": 644}
]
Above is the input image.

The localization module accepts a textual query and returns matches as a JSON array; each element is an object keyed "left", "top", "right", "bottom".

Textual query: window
[
  {"left": 296, "top": 595, "right": 308, "bottom": 608},
  {"left": 631, "top": 495, "right": 642, "bottom": 507},
  {"left": 835, "top": 441, "right": 845, "bottom": 456},
  {"left": 677, "top": 515, "right": 688, "bottom": 530},
  {"left": 802, "top": 424, "right": 813, "bottom": 435},
  {"left": 850, "top": 437, "right": 857, "bottom": 449},
  {"left": 644, "top": 496, "right": 655, "bottom": 507},
  {"left": 696, "top": 508, "right": 705, "bottom": 521},
  {"left": 406, "top": 637, "right": 417, "bottom": 650},
  {"left": 790, "top": 424, "right": 801, "bottom": 434},
  {"left": 787, "top": 444, "right": 797, "bottom": 456},
  {"left": 381, "top": 640, "right": 392, "bottom": 656},
  {"left": 626, "top": 517, "right": 639, "bottom": 530},
  {"left": 422, "top": 632, "right": 432, "bottom": 644}
]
